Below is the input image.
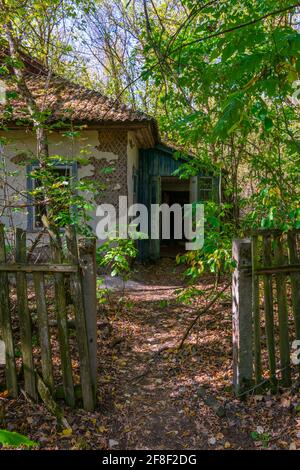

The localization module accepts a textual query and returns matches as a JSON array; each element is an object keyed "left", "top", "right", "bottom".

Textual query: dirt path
[{"left": 97, "top": 260, "right": 253, "bottom": 450}]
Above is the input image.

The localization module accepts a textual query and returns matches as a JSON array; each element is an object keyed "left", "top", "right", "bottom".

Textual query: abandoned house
[{"left": 0, "top": 49, "right": 220, "bottom": 260}]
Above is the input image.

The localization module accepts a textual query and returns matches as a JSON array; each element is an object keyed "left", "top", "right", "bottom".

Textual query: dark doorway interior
[{"left": 160, "top": 177, "right": 189, "bottom": 258}]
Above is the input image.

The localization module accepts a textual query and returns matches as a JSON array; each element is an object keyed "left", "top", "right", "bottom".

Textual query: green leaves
[
  {"left": 0, "top": 429, "right": 38, "bottom": 448},
  {"left": 250, "top": 430, "right": 271, "bottom": 448},
  {"left": 136, "top": 0, "right": 300, "bottom": 240},
  {"left": 263, "top": 117, "right": 273, "bottom": 132},
  {"left": 213, "top": 92, "right": 246, "bottom": 139},
  {"left": 177, "top": 202, "right": 236, "bottom": 279},
  {"left": 97, "top": 238, "right": 138, "bottom": 281},
  {"left": 243, "top": 183, "right": 300, "bottom": 231}
]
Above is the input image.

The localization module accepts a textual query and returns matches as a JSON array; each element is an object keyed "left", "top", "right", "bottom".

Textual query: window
[
  {"left": 27, "top": 164, "right": 76, "bottom": 230},
  {"left": 198, "top": 177, "right": 214, "bottom": 201}
]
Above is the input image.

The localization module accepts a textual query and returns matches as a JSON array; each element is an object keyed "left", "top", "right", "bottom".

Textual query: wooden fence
[
  {"left": 0, "top": 224, "right": 97, "bottom": 411},
  {"left": 232, "top": 229, "right": 300, "bottom": 394}
]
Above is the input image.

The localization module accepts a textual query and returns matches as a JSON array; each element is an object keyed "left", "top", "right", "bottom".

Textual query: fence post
[
  {"left": 66, "top": 226, "right": 95, "bottom": 411},
  {"left": 78, "top": 237, "right": 97, "bottom": 399},
  {"left": 232, "top": 238, "right": 253, "bottom": 395}
]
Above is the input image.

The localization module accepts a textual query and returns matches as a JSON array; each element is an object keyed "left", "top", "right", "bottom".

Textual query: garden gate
[
  {"left": 0, "top": 224, "right": 97, "bottom": 411},
  {"left": 232, "top": 229, "right": 300, "bottom": 394}
]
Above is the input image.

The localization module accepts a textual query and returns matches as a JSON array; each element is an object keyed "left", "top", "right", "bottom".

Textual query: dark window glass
[{"left": 198, "top": 177, "right": 213, "bottom": 201}]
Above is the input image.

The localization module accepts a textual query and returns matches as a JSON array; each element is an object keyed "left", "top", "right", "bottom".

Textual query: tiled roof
[
  {"left": 0, "top": 48, "right": 156, "bottom": 127},
  {"left": 0, "top": 73, "right": 155, "bottom": 125}
]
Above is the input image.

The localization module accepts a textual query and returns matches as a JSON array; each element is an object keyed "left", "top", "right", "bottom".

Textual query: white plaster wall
[
  {"left": 0, "top": 129, "right": 120, "bottom": 235},
  {"left": 0, "top": 131, "right": 28, "bottom": 230}
]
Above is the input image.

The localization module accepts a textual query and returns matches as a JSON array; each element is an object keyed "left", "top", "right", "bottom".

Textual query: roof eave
[{"left": 0, "top": 118, "right": 160, "bottom": 148}]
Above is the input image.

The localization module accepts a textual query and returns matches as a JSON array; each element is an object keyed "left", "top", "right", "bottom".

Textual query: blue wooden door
[{"left": 149, "top": 175, "right": 161, "bottom": 261}]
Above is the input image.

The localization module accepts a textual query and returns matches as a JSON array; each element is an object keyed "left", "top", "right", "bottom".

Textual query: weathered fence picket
[
  {"left": 233, "top": 229, "right": 300, "bottom": 395},
  {"left": 252, "top": 235, "right": 262, "bottom": 385},
  {"left": 0, "top": 224, "right": 97, "bottom": 411},
  {"left": 274, "top": 235, "right": 291, "bottom": 387},
  {"left": 232, "top": 238, "right": 253, "bottom": 394},
  {"left": 78, "top": 237, "right": 97, "bottom": 400},
  {"left": 33, "top": 271, "right": 54, "bottom": 392},
  {"left": 66, "top": 226, "right": 95, "bottom": 411},
  {"left": 287, "top": 231, "right": 300, "bottom": 353},
  {"left": 262, "top": 233, "right": 277, "bottom": 388},
  {"left": 0, "top": 225, "right": 18, "bottom": 397},
  {"left": 16, "top": 228, "right": 38, "bottom": 401},
  {"left": 51, "top": 234, "right": 75, "bottom": 408}
]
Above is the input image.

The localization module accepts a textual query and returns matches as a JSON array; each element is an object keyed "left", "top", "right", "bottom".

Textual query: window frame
[
  {"left": 26, "top": 161, "right": 78, "bottom": 231},
  {"left": 198, "top": 176, "right": 214, "bottom": 202}
]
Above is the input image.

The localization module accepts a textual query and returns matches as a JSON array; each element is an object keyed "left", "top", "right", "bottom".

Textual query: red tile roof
[{"left": 0, "top": 47, "right": 157, "bottom": 129}]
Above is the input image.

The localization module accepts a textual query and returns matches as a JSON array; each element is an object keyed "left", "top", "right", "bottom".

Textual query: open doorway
[{"left": 160, "top": 176, "right": 190, "bottom": 258}]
